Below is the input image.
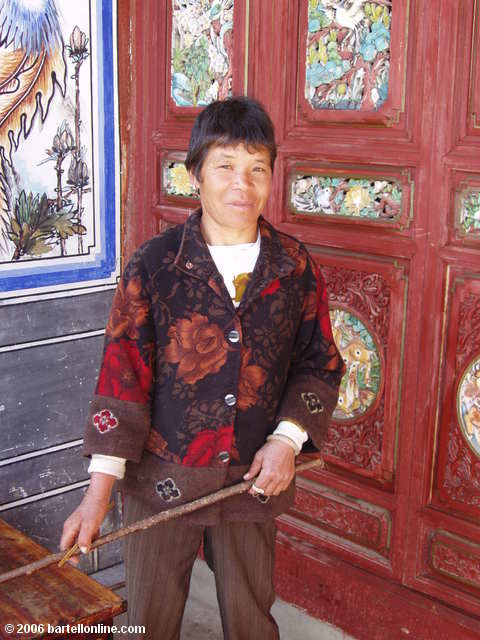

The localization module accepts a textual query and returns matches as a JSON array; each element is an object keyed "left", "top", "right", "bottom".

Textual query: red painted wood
[
  {"left": 274, "top": 531, "right": 480, "bottom": 640},
  {"left": 120, "top": 1, "right": 480, "bottom": 637}
]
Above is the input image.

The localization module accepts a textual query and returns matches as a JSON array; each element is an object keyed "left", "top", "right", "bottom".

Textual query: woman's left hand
[{"left": 243, "top": 439, "right": 296, "bottom": 496}]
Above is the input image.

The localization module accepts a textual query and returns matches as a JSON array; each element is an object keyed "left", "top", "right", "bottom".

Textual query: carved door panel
[{"left": 121, "top": 1, "right": 480, "bottom": 638}]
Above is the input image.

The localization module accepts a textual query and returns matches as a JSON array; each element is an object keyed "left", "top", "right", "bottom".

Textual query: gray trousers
[{"left": 123, "top": 494, "right": 280, "bottom": 640}]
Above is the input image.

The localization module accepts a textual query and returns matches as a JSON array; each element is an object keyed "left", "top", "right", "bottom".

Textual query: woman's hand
[
  {"left": 243, "top": 439, "right": 296, "bottom": 496},
  {"left": 60, "top": 472, "right": 116, "bottom": 565}
]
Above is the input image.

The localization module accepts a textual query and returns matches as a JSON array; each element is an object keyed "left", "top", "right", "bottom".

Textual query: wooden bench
[{"left": 0, "top": 518, "right": 126, "bottom": 639}]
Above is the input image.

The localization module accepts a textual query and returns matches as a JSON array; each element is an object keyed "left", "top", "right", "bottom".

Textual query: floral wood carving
[
  {"left": 170, "top": 0, "right": 234, "bottom": 107},
  {"left": 321, "top": 267, "right": 390, "bottom": 344},
  {"left": 442, "top": 292, "right": 480, "bottom": 505},
  {"left": 455, "top": 294, "right": 480, "bottom": 368},
  {"left": 320, "top": 266, "right": 390, "bottom": 471},
  {"left": 323, "top": 397, "right": 385, "bottom": 470},
  {"left": 305, "top": 0, "right": 391, "bottom": 110},
  {"left": 292, "top": 484, "right": 390, "bottom": 554},
  {"left": 163, "top": 160, "right": 197, "bottom": 199},
  {"left": 291, "top": 175, "right": 402, "bottom": 222},
  {"left": 459, "top": 190, "right": 480, "bottom": 236},
  {"left": 431, "top": 538, "right": 480, "bottom": 590}
]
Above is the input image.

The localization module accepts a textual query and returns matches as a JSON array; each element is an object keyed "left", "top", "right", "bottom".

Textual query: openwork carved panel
[
  {"left": 320, "top": 265, "right": 390, "bottom": 473},
  {"left": 451, "top": 0, "right": 480, "bottom": 145},
  {"left": 436, "top": 272, "right": 480, "bottom": 511},
  {"left": 286, "top": 163, "right": 414, "bottom": 231},
  {"left": 291, "top": 174, "right": 401, "bottom": 220},
  {"left": 305, "top": 1, "right": 392, "bottom": 111},
  {"left": 468, "top": 0, "right": 480, "bottom": 136},
  {"left": 296, "top": 0, "right": 410, "bottom": 126},
  {"left": 451, "top": 174, "right": 480, "bottom": 244},
  {"left": 170, "top": 0, "right": 234, "bottom": 107},
  {"left": 162, "top": 155, "right": 197, "bottom": 199}
]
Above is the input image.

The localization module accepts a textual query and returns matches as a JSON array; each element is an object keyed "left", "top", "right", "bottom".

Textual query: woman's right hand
[{"left": 60, "top": 472, "right": 116, "bottom": 565}]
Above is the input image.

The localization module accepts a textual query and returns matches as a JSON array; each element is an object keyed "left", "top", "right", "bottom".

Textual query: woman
[{"left": 61, "top": 96, "right": 344, "bottom": 640}]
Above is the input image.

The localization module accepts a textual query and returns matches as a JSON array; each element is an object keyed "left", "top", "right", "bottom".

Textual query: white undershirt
[
  {"left": 207, "top": 230, "right": 261, "bottom": 307},
  {"left": 88, "top": 231, "right": 308, "bottom": 479}
]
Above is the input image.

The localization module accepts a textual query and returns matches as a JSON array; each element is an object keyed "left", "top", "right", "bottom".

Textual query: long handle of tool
[{"left": 0, "top": 457, "right": 324, "bottom": 585}]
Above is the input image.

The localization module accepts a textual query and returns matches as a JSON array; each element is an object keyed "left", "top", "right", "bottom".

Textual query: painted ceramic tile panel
[
  {"left": 291, "top": 175, "right": 401, "bottom": 220},
  {"left": 330, "top": 308, "right": 382, "bottom": 420},
  {"left": 164, "top": 161, "right": 197, "bottom": 198},
  {"left": 0, "top": 0, "right": 119, "bottom": 297},
  {"left": 306, "top": 0, "right": 391, "bottom": 110},
  {"left": 457, "top": 355, "right": 480, "bottom": 459},
  {"left": 171, "top": 0, "right": 234, "bottom": 107},
  {"left": 460, "top": 190, "right": 480, "bottom": 235}
]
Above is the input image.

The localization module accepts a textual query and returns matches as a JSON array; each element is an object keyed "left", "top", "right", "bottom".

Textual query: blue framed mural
[{"left": 0, "top": 0, "right": 120, "bottom": 300}]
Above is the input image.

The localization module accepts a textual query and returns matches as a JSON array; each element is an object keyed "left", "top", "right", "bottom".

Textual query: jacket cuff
[
  {"left": 274, "top": 421, "right": 309, "bottom": 450},
  {"left": 88, "top": 454, "right": 126, "bottom": 479},
  {"left": 82, "top": 395, "right": 151, "bottom": 462},
  {"left": 276, "top": 375, "right": 339, "bottom": 450}
]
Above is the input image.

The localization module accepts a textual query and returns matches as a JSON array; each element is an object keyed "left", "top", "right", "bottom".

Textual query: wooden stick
[
  {"left": 57, "top": 501, "right": 115, "bottom": 567},
  {"left": 0, "top": 457, "right": 324, "bottom": 585}
]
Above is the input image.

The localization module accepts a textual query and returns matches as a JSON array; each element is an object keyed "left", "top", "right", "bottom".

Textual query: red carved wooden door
[{"left": 120, "top": 1, "right": 480, "bottom": 638}]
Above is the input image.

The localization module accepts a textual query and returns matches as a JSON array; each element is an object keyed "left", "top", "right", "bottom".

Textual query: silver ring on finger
[{"left": 251, "top": 484, "right": 265, "bottom": 495}]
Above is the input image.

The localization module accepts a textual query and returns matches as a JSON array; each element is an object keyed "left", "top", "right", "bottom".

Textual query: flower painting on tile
[
  {"left": 0, "top": 1, "right": 119, "bottom": 298},
  {"left": 171, "top": 0, "right": 234, "bottom": 107},
  {"left": 460, "top": 190, "right": 480, "bottom": 236},
  {"left": 457, "top": 356, "right": 480, "bottom": 458},
  {"left": 330, "top": 308, "right": 382, "bottom": 420},
  {"left": 291, "top": 174, "right": 402, "bottom": 220},
  {"left": 0, "top": 1, "right": 94, "bottom": 262},
  {"left": 306, "top": 0, "right": 391, "bottom": 110}
]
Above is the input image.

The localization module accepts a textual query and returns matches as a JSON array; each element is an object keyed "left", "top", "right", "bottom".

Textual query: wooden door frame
[{"left": 117, "top": 2, "right": 480, "bottom": 638}]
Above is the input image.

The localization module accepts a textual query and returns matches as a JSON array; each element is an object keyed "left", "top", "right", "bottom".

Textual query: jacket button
[
  {"left": 218, "top": 450, "right": 230, "bottom": 463},
  {"left": 185, "top": 260, "right": 193, "bottom": 270},
  {"left": 224, "top": 394, "right": 236, "bottom": 406},
  {"left": 227, "top": 330, "right": 240, "bottom": 343}
]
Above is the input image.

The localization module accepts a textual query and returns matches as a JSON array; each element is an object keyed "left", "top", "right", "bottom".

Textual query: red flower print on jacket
[
  {"left": 261, "top": 279, "right": 280, "bottom": 298},
  {"left": 93, "top": 409, "right": 119, "bottom": 433},
  {"left": 304, "top": 264, "right": 334, "bottom": 341},
  {"left": 317, "top": 276, "right": 334, "bottom": 342},
  {"left": 164, "top": 313, "right": 229, "bottom": 384},
  {"left": 97, "top": 339, "right": 152, "bottom": 403},
  {"left": 106, "top": 276, "right": 150, "bottom": 340},
  {"left": 237, "top": 348, "right": 267, "bottom": 411},
  {"left": 182, "top": 425, "right": 234, "bottom": 467}
]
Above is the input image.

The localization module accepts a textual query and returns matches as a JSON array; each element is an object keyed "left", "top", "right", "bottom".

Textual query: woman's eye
[
  {"left": 253, "top": 166, "right": 266, "bottom": 172},
  {"left": 219, "top": 164, "right": 232, "bottom": 169}
]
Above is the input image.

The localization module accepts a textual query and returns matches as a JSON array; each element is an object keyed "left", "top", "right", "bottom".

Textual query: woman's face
[{"left": 191, "top": 142, "right": 273, "bottom": 235}]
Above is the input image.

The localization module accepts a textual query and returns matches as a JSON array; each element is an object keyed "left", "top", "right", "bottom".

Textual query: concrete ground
[{"left": 94, "top": 561, "right": 356, "bottom": 639}]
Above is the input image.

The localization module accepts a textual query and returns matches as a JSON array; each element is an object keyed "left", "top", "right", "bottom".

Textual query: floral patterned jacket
[{"left": 82, "top": 211, "right": 345, "bottom": 522}]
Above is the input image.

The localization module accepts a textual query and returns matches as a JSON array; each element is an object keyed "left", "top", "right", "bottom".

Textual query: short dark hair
[{"left": 185, "top": 96, "right": 276, "bottom": 180}]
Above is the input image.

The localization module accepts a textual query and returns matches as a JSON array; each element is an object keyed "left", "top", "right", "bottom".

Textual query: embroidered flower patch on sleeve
[
  {"left": 156, "top": 478, "right": 182, "bottom": 502},
  {"left": 93, "top": 409, "right": 119, "bottom": 433},
  {"left": 301, "top": 392, "right": 324, "bottom": 414}
]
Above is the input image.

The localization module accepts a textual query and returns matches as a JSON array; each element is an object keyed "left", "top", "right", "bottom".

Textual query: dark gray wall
[{"left": 0, "top": 289, "right": 122, "bottom": 574}]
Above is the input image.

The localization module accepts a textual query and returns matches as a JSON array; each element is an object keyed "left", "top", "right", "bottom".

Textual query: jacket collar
[{"left": 174, "top": 210, "right": 296, "bottom": 309}]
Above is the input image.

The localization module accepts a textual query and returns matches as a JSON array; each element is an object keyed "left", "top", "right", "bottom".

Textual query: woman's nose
[{"left": 232, "top": 170, "right": 252, "bottom": 187}]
